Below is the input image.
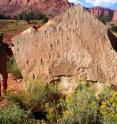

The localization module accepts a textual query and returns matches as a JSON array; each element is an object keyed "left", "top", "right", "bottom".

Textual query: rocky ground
[{"left": 0, "top": 74, "right": 23, "bottom": 108}]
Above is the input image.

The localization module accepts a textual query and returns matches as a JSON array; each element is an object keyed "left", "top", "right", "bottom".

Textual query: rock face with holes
[{"left": 12, "top": 5, "right": 117, "bottom": 87}]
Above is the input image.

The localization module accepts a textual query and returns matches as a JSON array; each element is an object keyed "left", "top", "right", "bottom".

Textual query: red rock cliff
[
  {"left": 0, "top": 0, "right": 73, "bottom": 17},
  {"left": 86, "top": 6, "right": 114, "bottom": 17},
  {"left": 112, "top": 10, "right": 117, "bottom": 23}
]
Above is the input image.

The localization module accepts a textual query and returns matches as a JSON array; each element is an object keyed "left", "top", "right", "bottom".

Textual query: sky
[{"left": 68, "top": 0, "right": 117, "bottom": 9}]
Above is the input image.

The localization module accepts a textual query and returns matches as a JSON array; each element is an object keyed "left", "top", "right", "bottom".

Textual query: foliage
[
  {"left": 7, "top": 91, "right": 31, "bottom": 111},
  {"left": 111, "top": 24, "right": 117, "bottom": 32},
  {"left": 0, "top": 104, "right": 33, "bottom": 124},
  {"left": 99, "top": 87, "right": 117, "bottom": 124},
  {"left": 7, "top": 56, "right": 22, "bottom": 79},
  {"left": 45, "top": 82, "right": 117, "bottom": 124},
  {"left": 58, "top": 81, "right": 100, "bottom": 124},
  {"left": 15, "top": 11, "right": 48, "bottom": 23},
  {"left": 26, "top": 80, "right": 47, "bottom": 103},
  {"left": 0, "top": 14, "right": 8, "bottom": 19},
  {"left": 6, "top": 80, "right": 117, "bottom": 124},
  {"left": 97, "top": 16, "right": 112, "bottom": 24},
  {"left": 7, "top": 80, "right": 64, "bottom": 123},
  {"left": 0, "top": 20, "right": 42, "bottom": 33}
]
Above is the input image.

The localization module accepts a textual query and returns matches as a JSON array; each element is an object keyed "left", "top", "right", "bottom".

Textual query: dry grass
[
  {"left": 0, "top": 20, "right": 42, "bottom": 33},
  {"left": 0, "top": 19, "right": 44, "bottom": 42}
]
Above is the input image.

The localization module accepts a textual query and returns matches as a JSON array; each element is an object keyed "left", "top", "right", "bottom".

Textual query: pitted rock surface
[{"left": 12, "top": 5, "right": 117, "bottom": 85}]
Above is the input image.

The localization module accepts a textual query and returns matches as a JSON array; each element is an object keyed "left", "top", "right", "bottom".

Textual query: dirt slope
[{"left": 0, "top": 74, "right": 23, "bottom": 108}]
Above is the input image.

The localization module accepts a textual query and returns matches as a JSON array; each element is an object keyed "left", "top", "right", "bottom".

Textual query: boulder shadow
[{"left": 108, "top": 30, "right": 117, "bottom": 52}]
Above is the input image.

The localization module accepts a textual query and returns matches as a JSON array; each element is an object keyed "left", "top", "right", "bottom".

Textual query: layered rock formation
[
  {"left": 0, "top": 0, "right": 73, "bottom": 17},
  {"left": 113, "top": 10, "right": 117, "bottom": 23},
  {"left": 86, "top": 6, "right": 114, "bottom": 17},
  {"left": 12, "top": 5, "right": 117, "bottom": 86},
  {"left": 0, "top": 0, "right": 116, "bottom": 22}
]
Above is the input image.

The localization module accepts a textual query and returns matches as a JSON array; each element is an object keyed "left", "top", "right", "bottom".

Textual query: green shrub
[
  {"left": 0, "top": 105, "right": 33, "bottom": 124},
  {"left": 99, "top": 87, "right": 117, "bottom": 124},
  {"left": 15, "top": 11, "right": 48, "bottom": 23},
  {"left": 111, "top": 24, "right": 117, "bottom": 32},
  {"left": 7, "top": 91, "right": 32, "bottom": 111},
  {"left": 7, "top": 56, "right": 22, "bottom": 79},
  {"left": 7, "top": 80, "right": 64, "bottom": 123},
  {"left": 58, "top": 81, "right": 100, "bottom": 124},
  {"left": 46, "top": 81, "right": 117, "bottom": 124},
  {"left": 26, "top": 80, "right": 46, "bottom": 103},
  {"left": 6, "top": 80, "right": 117, "bottom": 124},
  {"left": 97, "top": 16, "right": 112, "bottom": 24}
]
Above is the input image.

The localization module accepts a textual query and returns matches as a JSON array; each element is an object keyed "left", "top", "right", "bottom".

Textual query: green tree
[
  {"left": 15, "top": 11, "right": 48, "bottom": 23},
  {"left": 111, "top": 24, "right": 117, "bottom": 32},
  {"left": 98, "top": 16, "right": 112, "bottom": 24}
]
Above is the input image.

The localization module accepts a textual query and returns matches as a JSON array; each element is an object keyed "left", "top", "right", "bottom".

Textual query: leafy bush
[
  {"left": 45, "top": 81, "right": 117, "bottom": 124},
  {"left": 98, "top": 16, "right": 112, "bottom": 24},
  {"left": 99, "top": 87, "right": 117, "bottom": 124},
  {"left": 15, "top": 11, "right": 48, "bottom": 23},
  {"left": 7, "top": 91, "right": 31, "bottom": 111},
  {"left": 25, "top": 80, "right": 47, "bottom": 103},
  {"left": 0, "top": 105, "right": 33, "bottom": 124},
  {"left": 58, "top": 81, "right": 100, "bottom": 124},
  {"left": 7, "top": 56, "right": 22, "bottom": 79},
  {"left": 6, "top": 80, "right": 117, "bottom": 124},
  {"left": 7, "top": 80, "right": 64, "bottom": 123},
  {"left": 111, "top": 24, "right": 117, "bottom": 32}
]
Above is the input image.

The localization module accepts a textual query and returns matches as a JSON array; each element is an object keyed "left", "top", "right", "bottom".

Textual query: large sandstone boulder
[{"left": 12, "top": 5, "right": 117, "bottom": 86}]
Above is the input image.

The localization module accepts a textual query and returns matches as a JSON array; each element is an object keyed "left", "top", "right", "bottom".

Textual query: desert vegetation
[
  {"left": 97, "top": 16, "right": 112, "bottom": 24},
  {"left": 0, "top": 80, "right": 116, "bottom": 124},
  {"left": 111, "top": 24, "right": 117, "bottom": 32},
  {"left": 7, "top": 56, "right": 22, "bottom": 79},
  {"left": 0, "top": 20, "right": 43, "bottom": 34},
  {"left": 14, "top": 11, "right": 48, "bottom": 24}
]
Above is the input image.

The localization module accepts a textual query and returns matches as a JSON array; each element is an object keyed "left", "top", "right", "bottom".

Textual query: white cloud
[
  {"left": 68, "top": 0, "right": 79, "bottom": 4},
  {"left": 86, "top": 0, "right": 117, "bottom": 6},
  {"left": 68, "top": 0, "right": 84, "bottom": 5},
  {"left": 68, "top": 0, "right": 117, "bottom": 6}
]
